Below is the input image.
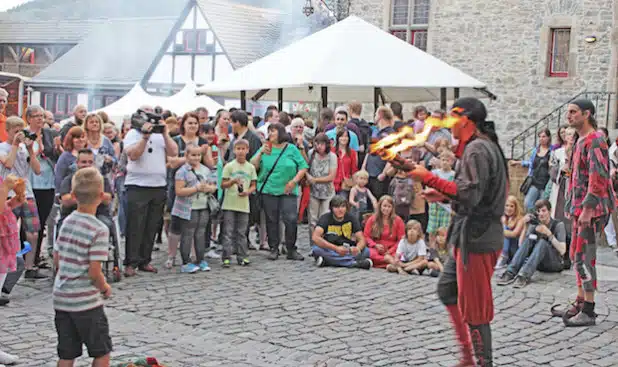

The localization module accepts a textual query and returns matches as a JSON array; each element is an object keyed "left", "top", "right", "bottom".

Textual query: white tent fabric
[
  {"left": 196, "top": 16, "right": 491, "bottom": 103},
  {"left": 164, "top": 80, "right": 224, "bottom": 114},
  {"left": 94, "top": 82, "right": 223, "bottom": 122}
]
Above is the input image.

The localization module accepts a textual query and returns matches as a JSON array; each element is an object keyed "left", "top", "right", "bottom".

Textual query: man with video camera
[
  {"left": 497, "top": 199, "right": 566, "bottom": 288},
  {"left": 123, "top": 106, "right": 178, "bottom": 276}
]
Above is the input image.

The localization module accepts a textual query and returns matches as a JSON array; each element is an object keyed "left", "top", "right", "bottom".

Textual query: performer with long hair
[
  {"left": 393, "top": 98, "right": 507, "bottom": 366},
  {"left": 551, "top": 99, "right": 615, "bottom": 326}
]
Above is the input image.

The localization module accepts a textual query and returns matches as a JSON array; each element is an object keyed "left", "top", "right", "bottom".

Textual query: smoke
[{"left": 242, "top": 0, "right": 336, "bottom": 52}]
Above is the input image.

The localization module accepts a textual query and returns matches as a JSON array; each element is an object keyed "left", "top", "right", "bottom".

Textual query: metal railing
[{"left": 509, "top": 91, "right": 616, "bottom": 160}]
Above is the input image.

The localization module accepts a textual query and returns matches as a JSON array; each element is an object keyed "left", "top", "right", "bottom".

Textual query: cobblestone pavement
[{"left": 2, "top": 225, "right": 618, "bottom": 366}]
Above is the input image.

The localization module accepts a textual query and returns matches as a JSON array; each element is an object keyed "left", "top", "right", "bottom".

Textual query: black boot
[
  {"left": 469, "top": 323, "right": 493, "bottom": 367},
  {"left": 267, "top": 248, "right": 279, "bottom": 260}
]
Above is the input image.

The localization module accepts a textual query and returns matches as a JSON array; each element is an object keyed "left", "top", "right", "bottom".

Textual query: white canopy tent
[
  {"left": 196, "top": 16, "right": 494, "bottom": 104},
  {"left": 93, "top": 81, "right": 223, "bottom": 124}
]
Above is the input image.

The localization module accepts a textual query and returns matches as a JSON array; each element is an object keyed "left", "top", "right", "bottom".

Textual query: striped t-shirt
[{"left": 53, "top": 211, "right": 109, "bottom": 312}]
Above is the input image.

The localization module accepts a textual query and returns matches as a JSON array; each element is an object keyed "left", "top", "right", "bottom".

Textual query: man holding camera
[
  {"left": 123, "top": 108, "right": 178, "bottom": 276},
  {"left": 497, "top": 199, "right": 566, "bottom": 288}
]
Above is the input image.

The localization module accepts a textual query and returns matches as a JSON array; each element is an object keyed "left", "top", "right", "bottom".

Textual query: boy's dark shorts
[{"left": 55, "top": 306, "right": 112, "bottom": 360}]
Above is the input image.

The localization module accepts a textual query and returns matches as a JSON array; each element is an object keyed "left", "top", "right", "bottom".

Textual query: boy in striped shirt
[{"left": 53, "top": 167, "right": 112, "bottom": 366}]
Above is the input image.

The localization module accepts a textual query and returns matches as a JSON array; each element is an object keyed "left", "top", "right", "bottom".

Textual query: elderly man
[
  {"left": 123, "top": 107, "right": 178, "bottom": 276},
  {"left": 44, "top": 110, "right": 55, "bottom": 129},
  {"left": 60, "top": 104, "right": 88, "bottom": 140}
]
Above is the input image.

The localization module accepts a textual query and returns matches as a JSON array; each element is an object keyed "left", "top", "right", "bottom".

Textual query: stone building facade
[{"left": 347, "top": 0, "right": 617, "bottom": 155}]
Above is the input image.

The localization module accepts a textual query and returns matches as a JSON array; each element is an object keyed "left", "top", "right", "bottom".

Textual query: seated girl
[
  {"left": 495, "top": 195, "right": 525, "bottom": 269},
  {"left": 387, "top": 220, "right": 427, "bottom": 275},
  {"left": 363, "top": 195, "right": 405, "bottom": 268}
]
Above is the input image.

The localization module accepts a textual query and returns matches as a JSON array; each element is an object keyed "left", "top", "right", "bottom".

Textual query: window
[
  {"left": 182, "top": 30, "right": 208, "bottom": 52},
  {"left": 549, "top": 28, "right": 570, "bottom": 77},
  {"left": 389, "top": 0, "right": 430, "bottom": 51},
  {"left": 55, "top": 94, "right": 66, "bottom": 114},
  {"left": 104, "top": 96, "right": 117, "bottom": 106},
  {"left": 68, "top": 94, "right": 78, "bottom": 112},
  {"left": 43, "top": 93, "right": 53, "bottom": 110}
]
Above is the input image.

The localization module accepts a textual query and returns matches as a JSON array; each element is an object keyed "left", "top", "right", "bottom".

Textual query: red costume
[
  {"left": 405, "top": 98, "right": 508, "bottom": 367},
  {"left": 363, "top": 214, "right": 404, "bottom": 268}
]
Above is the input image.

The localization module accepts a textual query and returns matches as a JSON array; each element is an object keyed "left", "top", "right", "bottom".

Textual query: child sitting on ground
[
  {"left": 53, "top": 167, "right": 112, "bottom": 367},
  {"left": 387, "top": 220, "right": 427, "bottom": 275},
  {"left": 349, "top": 170, "right": 377, "bottom": 224},
  {"left": 426, "top": 227, "right": 449, "bottom": 277}
]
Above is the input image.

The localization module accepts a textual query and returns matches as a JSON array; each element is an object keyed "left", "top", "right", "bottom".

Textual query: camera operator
[
  {"left": 497, "top": 199, "right": 566, "bottom": 288},
  {"left": 123, "top": 107, "right": 178, "bottom": 276}
]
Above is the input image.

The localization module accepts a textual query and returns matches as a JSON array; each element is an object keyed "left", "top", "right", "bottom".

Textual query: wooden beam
[
  {"left": 240, "top": 90, "right": 246, "bottom": 110},
  {"left": 373, "top": 87, "right": 380, "bottom": 112},
  {"left": 43, "top": 47, "right": 55, "bottom": 63},
  {"left": 321, "top": 86, "right": 328, "bottom": 108},
  {"left": 454, "top": 87, "right": 460, "bottom": 100},
  {"left": 251, "top": 89, "right": 270, "bottom": 101},
  {"left": 7, "top": 46, "right": 19, "bottom": 63},
  {"left": 277, "top": 88, "right": 283, "bottom": 111},
  {"left": 440, "top": 88, "right": 447, "bottom": 110}
]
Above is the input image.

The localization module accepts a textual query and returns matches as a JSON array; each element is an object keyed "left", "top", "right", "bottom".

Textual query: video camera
[
  {"left": 22, "top": 130, "right": 37, "bottom": 140},
  {"left": 131, "top": 109, "right": 165, "bottom": 134}
]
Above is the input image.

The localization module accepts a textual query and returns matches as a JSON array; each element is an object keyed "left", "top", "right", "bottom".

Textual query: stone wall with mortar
[{"left": 348, "top": 0, "right": 617, "bottom": 148}]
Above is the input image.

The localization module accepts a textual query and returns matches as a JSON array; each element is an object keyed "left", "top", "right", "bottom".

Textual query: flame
[{"left": 370, "top": 110, "right": 464, "bottom": 162}]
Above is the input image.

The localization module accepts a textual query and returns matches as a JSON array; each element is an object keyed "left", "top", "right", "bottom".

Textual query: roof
[
  {"left": 2, "top": 0, "right": 189, "bottom": 20},
  {"left": 196, "top": 0, "right": 334, "bottom": 68},
  {"left": 29, "top": 17, "right": 179, "bottom": 86},
  {"left": 197, "top": 16, "right": 490, "bottom": 103},
  {"left": 0, "top": 0, "right": 189, "bottom": 44}
]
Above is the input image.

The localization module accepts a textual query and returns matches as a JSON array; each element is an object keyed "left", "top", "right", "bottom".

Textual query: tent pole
[
  {"left": 374, "top": 87, "right": 380, "bottom": 112},
  {"left": 240, "top": 90, "right": 246, "bottom": 111},
  {"left": 278, "top": 88, "right": 283, "bottom": 111},
  {"left": 440, "top": 88, "right": 447, "bottom": 110},
  {"left": 454, "top": 87, "right": 460, "bottom": 100},
  {"left": 321, "top": 87, "right": 328, "bottom": 108}
]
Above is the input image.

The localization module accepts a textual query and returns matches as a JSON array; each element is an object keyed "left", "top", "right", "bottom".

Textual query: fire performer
[
  {"left": 389, "top": 98, "right": 508, "bottom": 367},
  {"left": 550, "top": 99, "right": 615, "bottom": 326}
]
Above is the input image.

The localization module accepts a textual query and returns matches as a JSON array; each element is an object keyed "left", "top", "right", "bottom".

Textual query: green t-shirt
[
  {"left": 222, "top": 159, "right": 258, "bottom": 213},
  {"left": 254, "top": 144, "right": 308, "bottom": 196}
]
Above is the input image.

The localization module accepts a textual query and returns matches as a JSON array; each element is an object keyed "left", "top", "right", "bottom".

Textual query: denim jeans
[
  {"left": 179, "top": 209, "right": 210, "bottom": 265},
  {"left": 115, "top": 176, "right": 127, "bottom": 237},
  {"left": 501, "top": 236, "right": 518, "bottom": 259},
  {"left": 261, "top": 194, "right": 298, "bottom": 252},
  {"left": 523, "top": 185, "right": 541, "bottom": 212},
  {"left": 506, "top": 237, "right": 563, "bottom": 279},
  {"left": 311, "top": 245, "right": 370, "bottom": 267},
  {"left": 222, "top": 210, "right": 250, "bottom": 260}
]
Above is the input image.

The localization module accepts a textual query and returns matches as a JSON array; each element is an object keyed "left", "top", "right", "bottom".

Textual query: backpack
[{"left": 389, "top": 176, "right": 415, "bottom": 218}]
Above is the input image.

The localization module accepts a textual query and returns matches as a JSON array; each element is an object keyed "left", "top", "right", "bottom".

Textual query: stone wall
[{"left": 348, "top": 0, "right": 617, "bottom": 148}]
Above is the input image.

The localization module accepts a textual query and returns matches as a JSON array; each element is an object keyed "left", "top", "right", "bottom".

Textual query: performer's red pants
[{"left": 437, "top": 248, "right": 500, "bottom": 325}]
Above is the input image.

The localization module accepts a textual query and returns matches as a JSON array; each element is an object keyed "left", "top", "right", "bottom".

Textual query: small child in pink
[{"left": 0, "top": 175, "right": 22, "bottom": 288}]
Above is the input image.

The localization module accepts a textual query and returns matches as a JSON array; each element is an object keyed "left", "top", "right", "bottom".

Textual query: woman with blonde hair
[
  {"left": 495, "top": 195, "right": 525, "bottom": 269},
  {"left": 83, "top": 113, "right": 115, "bottom": 175},
  {"left": 363, "top": 195, "right": 405, "bottom": 268}
]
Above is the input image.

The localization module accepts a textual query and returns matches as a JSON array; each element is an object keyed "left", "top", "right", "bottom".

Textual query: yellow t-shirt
[{"left": 221, "top": 160, "right": 257, "bottom": 213}]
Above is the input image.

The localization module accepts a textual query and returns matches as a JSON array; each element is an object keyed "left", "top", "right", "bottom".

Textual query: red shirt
[
  {"left": 0, "top": 114, "right": 7, "bottom": 142},
  {"left": 363, "top": 215, "right": 405, "bottom": 254},
  {"left": 333, "top": 148, "right": 357, "bottom": 192}
]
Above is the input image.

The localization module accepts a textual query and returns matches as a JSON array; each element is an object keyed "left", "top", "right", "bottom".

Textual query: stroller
[{"left": 52, "top": 202, "right": 122, "bottom": 283}]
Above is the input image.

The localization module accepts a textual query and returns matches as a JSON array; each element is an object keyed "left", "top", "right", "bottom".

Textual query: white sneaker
[
  {"left": 0, "top": 350, "right": 18, "bottom": 364},
  {"left": 164, "top": 257, "right": 175, "bottom": 269},
  {"left": 206, "top": 249, "right": 221, "bottom": 259},
  {"left": 494, "top": 255, "right": 508, "bottom": 270}
]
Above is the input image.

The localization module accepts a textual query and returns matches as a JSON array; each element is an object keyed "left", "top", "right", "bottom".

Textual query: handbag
[
  {"left": 256, "top": 144, "right": 290, "bottom": 211},
  {"left": 519, "top": 176, "right": 533, "bottom": 195},
  {"left": 206, "top": 194, "right": 221, "bottom": 217}
]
